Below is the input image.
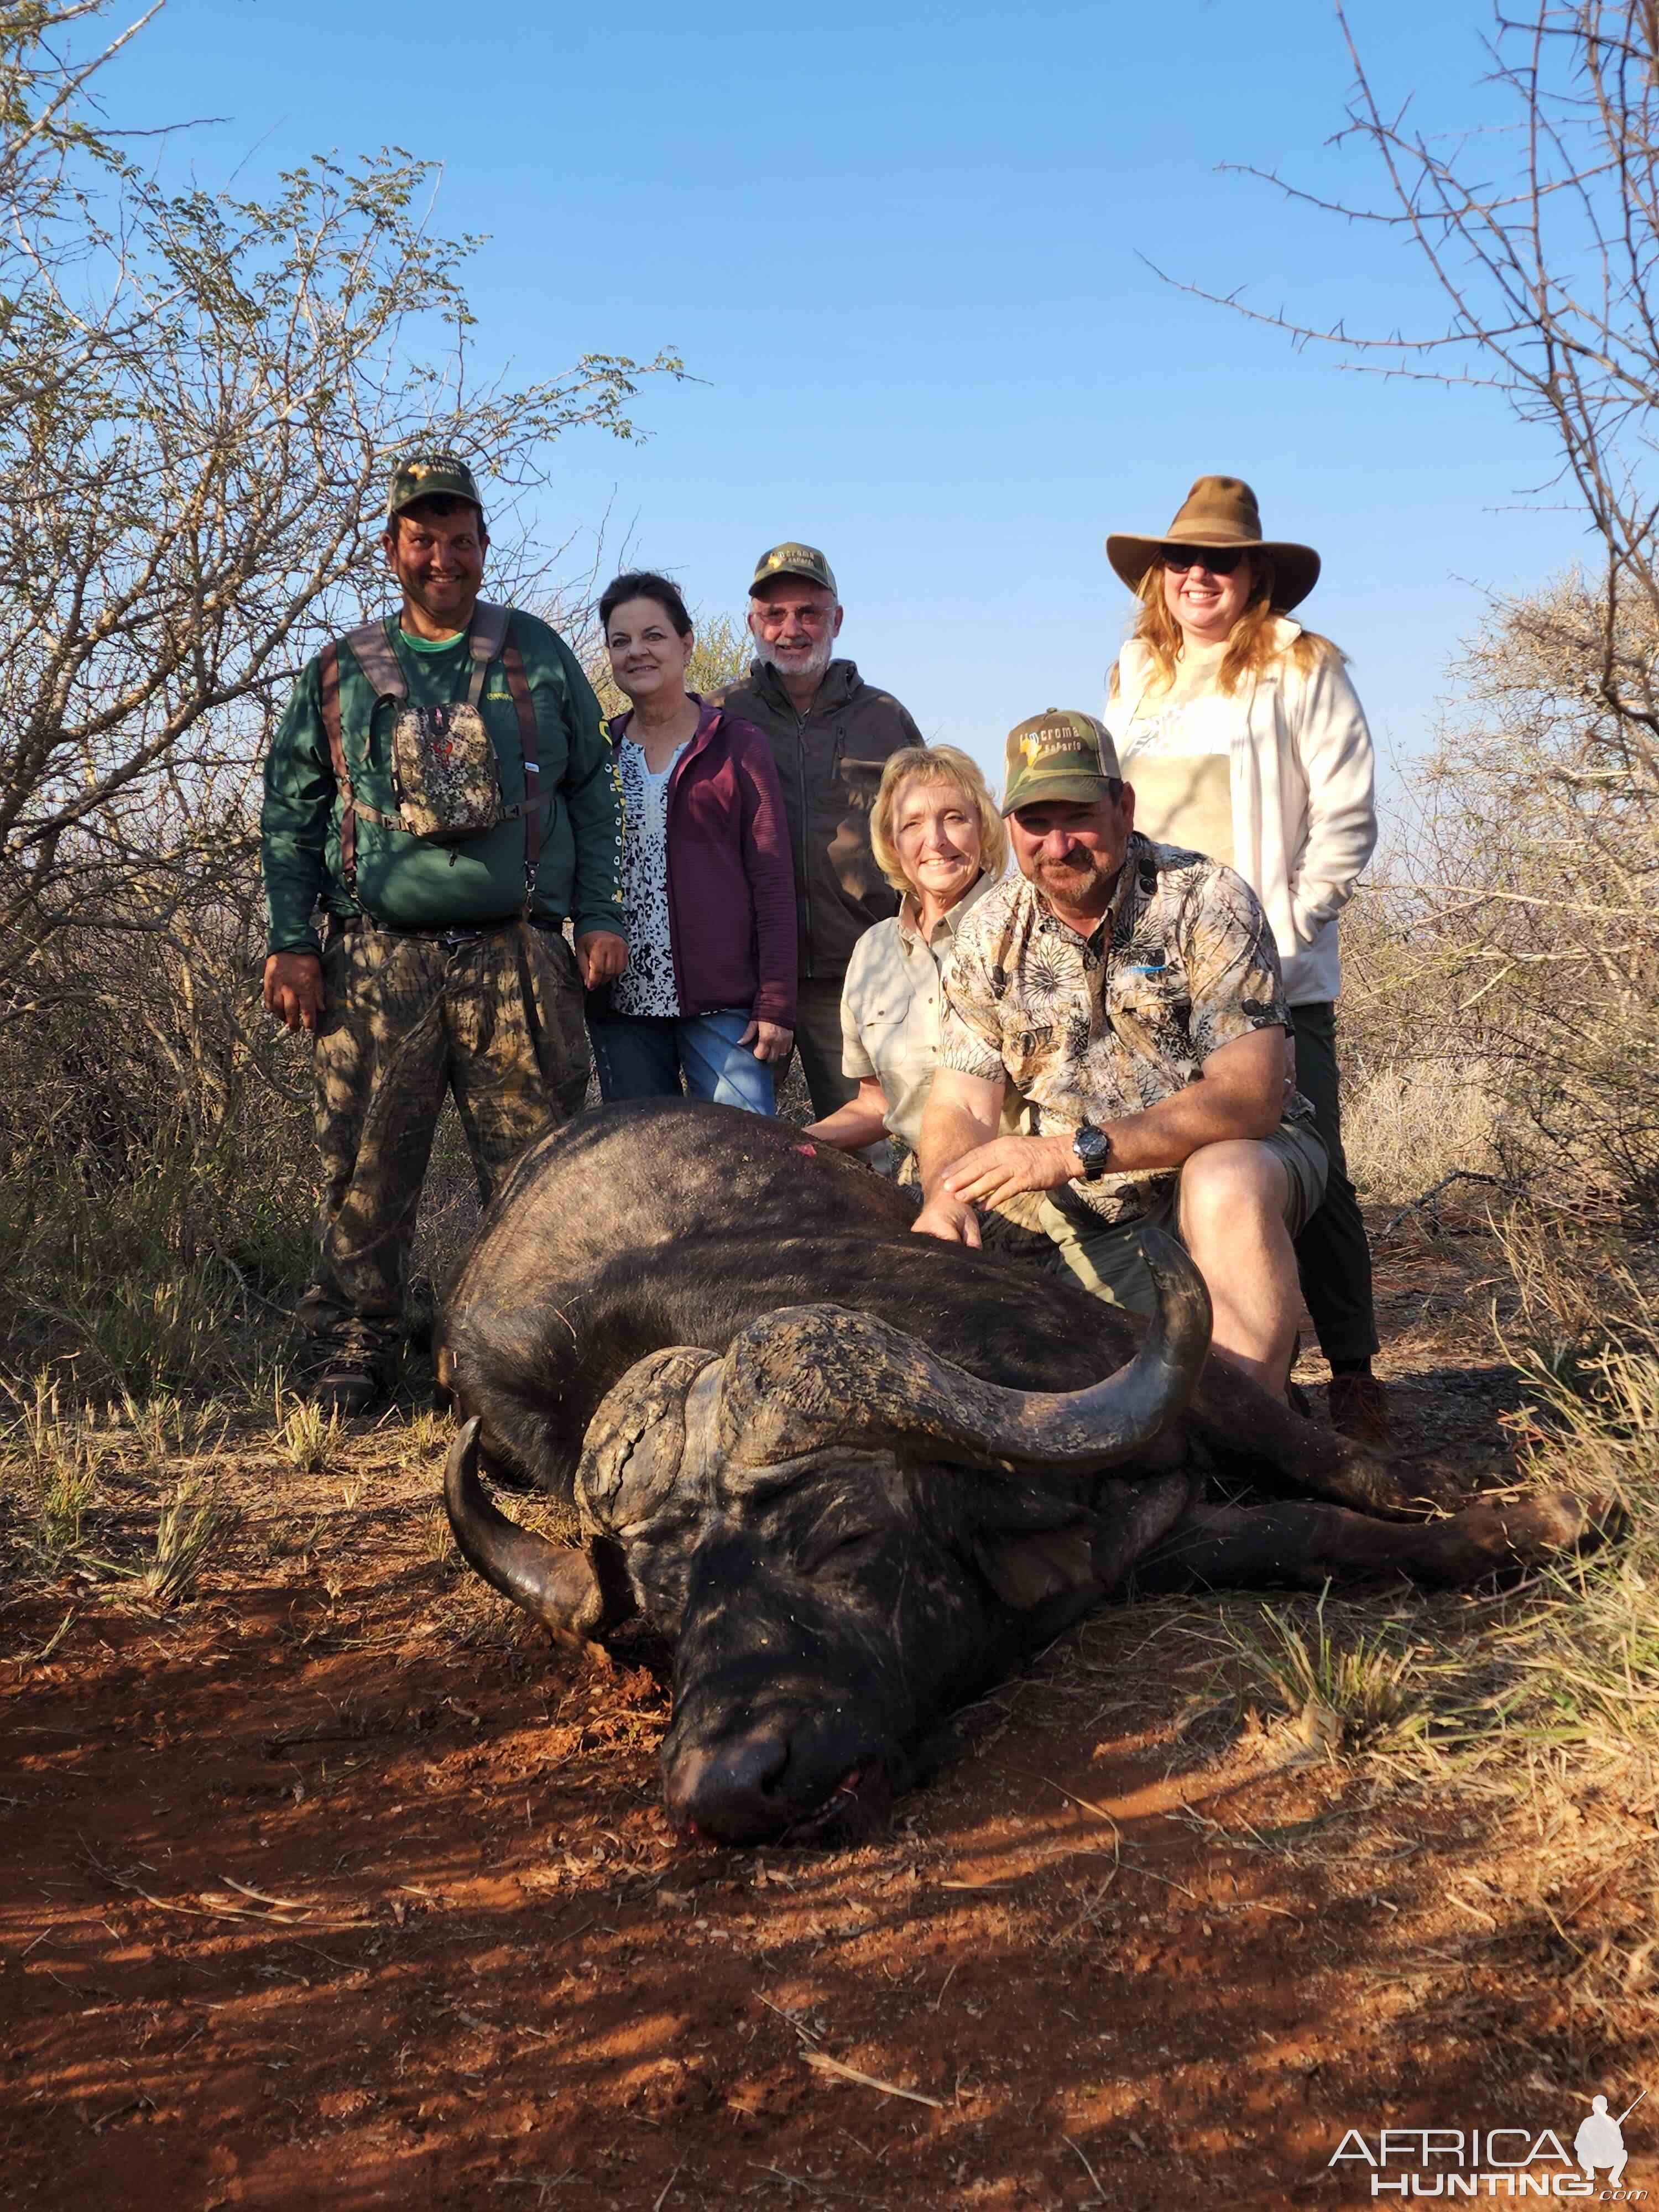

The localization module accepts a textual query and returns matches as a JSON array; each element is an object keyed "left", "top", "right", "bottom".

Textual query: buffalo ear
[
  {"left": 930, "top": 1469, "right": 1102, "bottom": 1610},
  {"left": 973, "top": 1526, "right": 1099, "bottom": 1609}
]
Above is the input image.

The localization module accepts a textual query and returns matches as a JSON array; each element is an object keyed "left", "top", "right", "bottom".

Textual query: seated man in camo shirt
[{"left": 911, "top": 708, "right": 1328, "bottom": 1402}]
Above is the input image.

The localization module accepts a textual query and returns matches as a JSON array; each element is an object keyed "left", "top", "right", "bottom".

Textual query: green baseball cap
[
  {"left": 387, "top": 449, "right": 484, "bottom": 522},
  {"left": 1001, "top": 708, "right": 1123, "bottom": 815},
  {"left": 750, "top": 541, "right": 838, "bottom": 598}
]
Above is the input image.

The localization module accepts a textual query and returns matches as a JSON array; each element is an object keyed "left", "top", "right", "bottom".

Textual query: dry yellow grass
[{"left": 1341, "top": 1055, "right": 1505, "bottom": 1206}]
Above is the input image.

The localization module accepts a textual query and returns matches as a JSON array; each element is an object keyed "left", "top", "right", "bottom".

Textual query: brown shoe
[
  {"left": 1328, "top": 1370, "right": 1391, "bottom": 1446},
  {"left": 307, "top": 1347, "right": 384, "bottom": 1419}
]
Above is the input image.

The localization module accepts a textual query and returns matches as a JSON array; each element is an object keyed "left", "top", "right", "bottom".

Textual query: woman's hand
[
  {"left": 911, "top": 1190, "right": 982, "bottom": 1246},
  {"left": 941, "top": 1133, "right": 1078, "bottom": 1208},
  {"left": 740, "top": 1019, "right": 793, "bottom": 1065},
  {"left": 806, "top": 1077, "right": 890, "bottom": 1151}
]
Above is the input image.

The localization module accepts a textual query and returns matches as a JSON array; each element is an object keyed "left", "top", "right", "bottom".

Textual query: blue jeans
[{"left": 587, "top": 1009, "right": 775, "bottom": 1115}]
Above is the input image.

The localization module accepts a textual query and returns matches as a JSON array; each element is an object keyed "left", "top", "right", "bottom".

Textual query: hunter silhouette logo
[
  {"left": 1328, "top": 2087, "right": 1646, "bottom": 2197},
  {"left": 1578, "top": 2094, "right": 1642, "bottom": 2188}
]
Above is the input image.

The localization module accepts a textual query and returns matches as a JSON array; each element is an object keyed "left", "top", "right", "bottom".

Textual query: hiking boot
[
  {"left": 1328, "top": 1370, "right": 1391, "bottom": 1446},
  {"left": 307, "top": 1349, "right": 384, "bottom": 1419}
]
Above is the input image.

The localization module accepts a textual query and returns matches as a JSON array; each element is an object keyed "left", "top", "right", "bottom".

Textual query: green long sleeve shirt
[{"left": 260, "top": 608, "right": 626, "bottom": 954}]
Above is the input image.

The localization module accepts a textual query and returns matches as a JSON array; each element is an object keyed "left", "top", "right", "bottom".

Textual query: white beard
[{"left": 753, "top": 633, "right": 834, "bottom": 681}]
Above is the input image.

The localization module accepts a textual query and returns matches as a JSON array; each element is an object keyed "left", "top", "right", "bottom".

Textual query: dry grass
[
  {"left": 1217, "top": 1587, "right": 1431, "bottom": 1758},
  {"left": 1341, "top": 1054, "right": 1506, "bottom": 1206}
]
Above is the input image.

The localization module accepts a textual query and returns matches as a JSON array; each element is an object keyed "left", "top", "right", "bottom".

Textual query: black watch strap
[{"left": 1073, "top": 1121, "right": 1113, "bottom": 1181}]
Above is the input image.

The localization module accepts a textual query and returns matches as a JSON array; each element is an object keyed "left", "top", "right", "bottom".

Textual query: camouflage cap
[
  {"left": 1001, "top": 708, "right": 1123, "bottom": 815},
  {"left": 386, "top": 450, "right": 484, "bottom": 522},
  {"left": 750, "top": 541, "right": 838, "bottom": 598}
]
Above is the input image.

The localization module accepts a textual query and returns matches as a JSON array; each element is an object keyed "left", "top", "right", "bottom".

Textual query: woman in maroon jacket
[{"left": 587, "top": 570, "right": 796, "bottom": 1112}]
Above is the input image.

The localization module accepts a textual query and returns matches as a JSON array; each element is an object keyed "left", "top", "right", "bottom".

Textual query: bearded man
[
  {"left": 714, "top": 543, "right": 923, "bottom": 1117},
  {"left": 912, "top": 709, "right": 1329, "bottom": 1404}
]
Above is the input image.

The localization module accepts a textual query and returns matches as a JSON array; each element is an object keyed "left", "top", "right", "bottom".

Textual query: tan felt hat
[
  {"left": 1106, "top": 474, "right": 1320, "bottom": 611},
  {"left": 1002, "top": 708, "right": 1122, "bottom": 815}
]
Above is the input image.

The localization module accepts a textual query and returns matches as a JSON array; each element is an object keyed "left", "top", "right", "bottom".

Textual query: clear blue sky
[{"left": 105, "top": 0, "right": 1577, "bottom": 798}]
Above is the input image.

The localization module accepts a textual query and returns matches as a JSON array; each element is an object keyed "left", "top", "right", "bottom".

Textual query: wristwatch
[{"left": 1072, "top": 1121, "right": 1113, "bottom": 1181}]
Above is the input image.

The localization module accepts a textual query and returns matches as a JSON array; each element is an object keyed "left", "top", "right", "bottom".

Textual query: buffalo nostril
[{"left": 665, "top": 1730, "right": 791, "bottom": 1844}]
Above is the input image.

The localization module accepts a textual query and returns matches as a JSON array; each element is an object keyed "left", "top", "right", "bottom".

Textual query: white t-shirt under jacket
[{"left": 1107, "top": 615, "right": 1378, "bottom": 1006}]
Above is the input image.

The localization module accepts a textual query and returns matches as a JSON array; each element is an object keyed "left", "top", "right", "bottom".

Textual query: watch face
[{"left": 1076, "top": 1125, "right": 1110, "bottom": 1178}]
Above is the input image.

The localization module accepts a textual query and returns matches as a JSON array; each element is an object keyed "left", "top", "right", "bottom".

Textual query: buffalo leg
[
  {"left": 1186, "top": 1361, "right": 1454, "bottom": 1518},
  {"left": 1133, "top": 1488, "right": 1604, "bottom": 1594}
]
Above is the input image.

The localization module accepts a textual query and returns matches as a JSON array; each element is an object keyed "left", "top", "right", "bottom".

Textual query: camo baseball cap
[
  {"left": 386, "top": 449, "right": 484, "bottom": 521},
  {"left": 750, "top": 541, "right": 838, "bottom": 598},
  {"left": 1001, "top": 708, "right": 1123, "bottom": 815}
]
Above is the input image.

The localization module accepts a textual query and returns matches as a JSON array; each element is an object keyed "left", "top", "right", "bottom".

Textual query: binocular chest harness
[{"left": 317, "top": 602, "right": 549, "bottom": 912}]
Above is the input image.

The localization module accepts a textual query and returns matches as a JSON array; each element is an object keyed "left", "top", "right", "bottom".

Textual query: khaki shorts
[{"left": 1039, "top": 1119, "right": 1328, "bottom": 1316}]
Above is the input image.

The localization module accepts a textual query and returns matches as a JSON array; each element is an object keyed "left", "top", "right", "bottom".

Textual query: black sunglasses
[{"left": 1160, "top": 545, "right": 1246, "bottom": 576}]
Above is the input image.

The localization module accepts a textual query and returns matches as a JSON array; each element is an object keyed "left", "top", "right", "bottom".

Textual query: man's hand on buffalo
[
  {"left": 263, "top": 950, "right": 325, "bottom": 1035},
  {"left": 575, "top": 929, "right": 629, "bottom": 989},
  {"left": 941, "top": 1132, "right": 1079, "bottom": 1209}
]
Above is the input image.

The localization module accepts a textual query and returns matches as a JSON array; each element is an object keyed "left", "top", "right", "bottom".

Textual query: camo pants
[{"left": 295, "top": 920, "right": 589, "bottom": 1361}]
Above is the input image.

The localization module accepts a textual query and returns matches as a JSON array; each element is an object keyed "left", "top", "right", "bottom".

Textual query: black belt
[{"left": 330, "top": 912, "right": 542, "bottom": 950}]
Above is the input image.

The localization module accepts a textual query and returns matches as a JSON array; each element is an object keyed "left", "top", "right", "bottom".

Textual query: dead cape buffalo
[{"left": 438, "top": 1099, "right": 1599, "bottom": 1845}]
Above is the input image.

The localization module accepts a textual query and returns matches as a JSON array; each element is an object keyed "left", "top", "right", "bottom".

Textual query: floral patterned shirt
[
  {"left": 938, "top": 834, "right": 1309, "bottom": 1226},
  {"left": 611, "top": 737, "right": 687, "bottom": 1019}
]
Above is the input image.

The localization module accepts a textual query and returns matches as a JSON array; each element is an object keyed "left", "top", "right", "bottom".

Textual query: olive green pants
[
  {"left": 296, "top": 920, "right": 589, "bottom": 1360},
  {"left": 791, "top": 975, "right": 860, "bottom": 1119},
  {"left": 1039, "top": 1117, "right": 1329, "bottom": 1315}
]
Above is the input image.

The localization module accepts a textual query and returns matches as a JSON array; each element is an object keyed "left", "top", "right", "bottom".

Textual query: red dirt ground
[{"left": 2, "top": 1229, "right": 1651, "bottom": 2209}]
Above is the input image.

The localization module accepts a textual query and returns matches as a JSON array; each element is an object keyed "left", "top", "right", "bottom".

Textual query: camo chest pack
[{"left": 317, "top": 602, "right": 549, "bottom": 901}]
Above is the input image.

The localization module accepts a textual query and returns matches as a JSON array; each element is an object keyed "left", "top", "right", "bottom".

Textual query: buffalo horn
[
  {"left": 444, "top": 1417, "right": 633, "bottom": 1641},
  {"left": 725, "top": 1225, "right": 1212, "bottom": 1474}
]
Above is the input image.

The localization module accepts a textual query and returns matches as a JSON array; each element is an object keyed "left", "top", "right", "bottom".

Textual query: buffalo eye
[{"left": 797, "top": 1528, "right": 889, "bottom": 1579}]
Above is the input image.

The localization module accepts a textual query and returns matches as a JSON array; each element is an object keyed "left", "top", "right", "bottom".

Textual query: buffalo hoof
[{"left": 1437, "top": 1486, "right": 1619, "bottom": 1582}]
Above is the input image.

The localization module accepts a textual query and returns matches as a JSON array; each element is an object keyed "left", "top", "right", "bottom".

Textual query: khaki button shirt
[{"left": 840, "top": 872, "right": 1022, "bottom": 1154}]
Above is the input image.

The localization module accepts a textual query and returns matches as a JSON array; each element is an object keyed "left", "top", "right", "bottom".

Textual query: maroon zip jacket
[{"left": 606, "top": 697, "right": 797, "bottom": 1027}]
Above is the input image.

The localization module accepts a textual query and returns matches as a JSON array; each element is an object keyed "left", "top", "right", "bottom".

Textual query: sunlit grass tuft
[{"left": 1219, "top": 1585, "right": 1430, "bottom": 1759}]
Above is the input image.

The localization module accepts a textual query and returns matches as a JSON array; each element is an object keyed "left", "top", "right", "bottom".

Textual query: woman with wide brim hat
[{"left": 1103, "top": 474, "right": 1386, "bottom": 1443}]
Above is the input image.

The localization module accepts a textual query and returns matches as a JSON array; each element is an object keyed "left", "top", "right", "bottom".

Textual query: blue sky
[{"left": 105, "top": 0, "right": 1577, "bottom": 799}]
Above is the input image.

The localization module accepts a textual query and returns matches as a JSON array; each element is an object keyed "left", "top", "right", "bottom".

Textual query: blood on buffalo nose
[{"left": 664, "top": 1729, "right": 791, "bottom": 1844}]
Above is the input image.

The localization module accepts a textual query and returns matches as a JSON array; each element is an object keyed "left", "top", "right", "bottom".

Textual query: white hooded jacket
[{"left": 1107, "top": 615, "right": 1378, "bottom": 1006}]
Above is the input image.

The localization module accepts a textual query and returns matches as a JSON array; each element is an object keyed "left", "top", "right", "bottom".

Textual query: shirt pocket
[
  {"left": 1105, "top": 960, "right": 1191, "bottom": 1056},
  {"left": 852, "top": 1001, "right": 906, "bottom": 1077}
]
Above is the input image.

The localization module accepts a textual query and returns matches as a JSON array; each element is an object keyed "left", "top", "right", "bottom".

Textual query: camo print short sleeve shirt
[{"left": 939, "top": 834, "right": 1310, "bottom": 1226}]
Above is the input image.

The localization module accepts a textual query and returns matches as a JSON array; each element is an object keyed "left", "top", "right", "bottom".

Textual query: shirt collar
[{"left": 896, "top": 867, "right": 994, "bottom": 950}]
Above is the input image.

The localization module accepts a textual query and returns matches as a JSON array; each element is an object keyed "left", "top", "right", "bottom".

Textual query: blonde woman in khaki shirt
[{"left": 807, "top": 746, "right": 1034, "bottom": 1228}]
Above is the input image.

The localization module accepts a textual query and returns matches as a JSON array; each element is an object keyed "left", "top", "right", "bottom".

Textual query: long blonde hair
[
  {"left": 870, "top": 745, "right": 1007, "bottom": 894},
  {"left": 1123, "top": 553, "right": 1342, "bottom": 698}
]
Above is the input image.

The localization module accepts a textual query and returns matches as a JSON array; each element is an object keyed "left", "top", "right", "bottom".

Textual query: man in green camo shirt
[{"left": 260, "top": 451, "right": 627, "bottom": 1415}]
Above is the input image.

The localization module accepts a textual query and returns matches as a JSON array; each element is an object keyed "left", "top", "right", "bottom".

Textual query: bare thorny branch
[
  {"left": 1164, "top": 0, "right": 1659, "bottom": 738},
  {"left": 1160, "top": 2, "right": 1659, "bottom": 1204},
  {"left": 0, "top": 0, "right": 683, "bottom": 1063}
]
